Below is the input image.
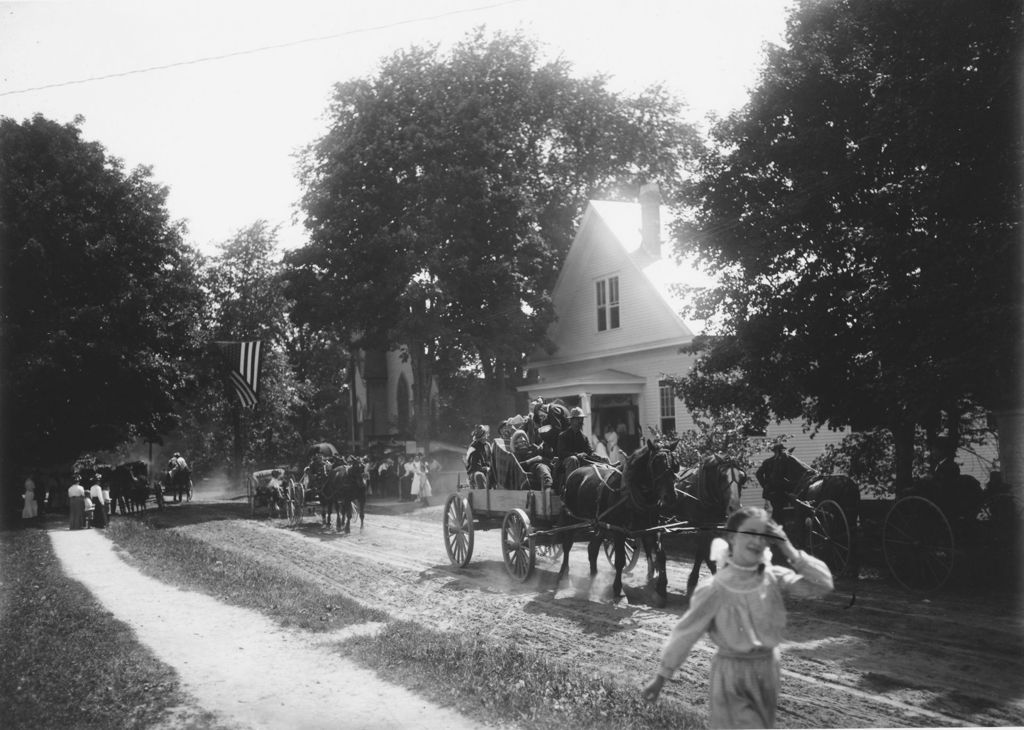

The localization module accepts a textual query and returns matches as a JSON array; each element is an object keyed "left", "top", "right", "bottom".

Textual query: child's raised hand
[
  {"left": 766, "top": 520, "right": 800, "bottom": 562},
  {"left": 642, "top": 675, "right": 665, "bottom": 702},
  {"left": 765, "top": 519, "right": 789, "bottom": 543}
]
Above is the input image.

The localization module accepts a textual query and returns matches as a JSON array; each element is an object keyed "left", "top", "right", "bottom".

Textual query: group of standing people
[
  {"left": 398, "top": 453, "right": 436, "bottom": 505},
  {"left": 65, "top": 473, "right": 110, "bottom": 530},
  {"left": 20, "top": 451, "right": 188, "bottom": 529},
  {"left": 20, "top": 471, "right": 108, "bottom": 528}
]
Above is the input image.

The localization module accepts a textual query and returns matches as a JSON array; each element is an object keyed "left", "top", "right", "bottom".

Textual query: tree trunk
[
  {"left": 994, "top": 407, "right": 1024, "bottom": 501},
  {"left": 410, "top": 340, "right": 435, "bottom": 447}
]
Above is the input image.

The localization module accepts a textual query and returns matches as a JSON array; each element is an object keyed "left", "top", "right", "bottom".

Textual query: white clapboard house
[{"left": 519, "top": 184, "right": 846, "bottom": 467}]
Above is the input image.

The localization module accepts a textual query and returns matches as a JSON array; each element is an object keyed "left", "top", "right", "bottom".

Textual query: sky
[{"left": 0, "top": 0, "right": 794, "bottom": 255}]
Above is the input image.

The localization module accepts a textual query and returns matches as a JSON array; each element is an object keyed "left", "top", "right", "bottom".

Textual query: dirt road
[{"left": 135, "top": 493, "right": 1024, "bottom": 729}]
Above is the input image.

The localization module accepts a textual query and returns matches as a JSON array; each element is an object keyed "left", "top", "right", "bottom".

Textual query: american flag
[{"left": 214, "top": 341, "right": 263, "bottom": 409}]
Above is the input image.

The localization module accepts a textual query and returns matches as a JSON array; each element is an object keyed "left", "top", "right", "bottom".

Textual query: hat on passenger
[{"left": 569, "top": 407, "right": 585, "bottom": 419}]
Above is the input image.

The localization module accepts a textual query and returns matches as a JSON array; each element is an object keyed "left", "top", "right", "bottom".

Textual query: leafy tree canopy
[
  {"left": 0, "top": 114, "right": 207, "bottom": 473},
  {"left": 675, "top": 0, "right": 1022, "bottom": 441},
  {"left": 285, "top": 29, "right": 702, "bottom": 393},
  {"left": 175, "top": 222, "right": 312, "bottom": 474}
]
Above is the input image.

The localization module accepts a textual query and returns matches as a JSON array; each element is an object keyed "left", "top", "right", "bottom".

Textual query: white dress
[
  {"left": 409, "top": 463, "right": 422, "bottom": 497},
  {"left": 22, "top": 481, "right": 37, "bottom": 518}
]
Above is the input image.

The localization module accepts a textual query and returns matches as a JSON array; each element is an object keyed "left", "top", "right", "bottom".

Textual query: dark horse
[
  {"left": 321, "top": 460, "right": 367, "bottom": 533},
  {"left": 110, "top": 461, "right": 148, "bottom": 515},
  {"left": 652, "top": 455, "right": 746, "bottom": 599},
  {"left": 557, "top": 439, "right": 679, "bottom": 600},
  {"left": 764, "top": 452, "right": 860, "bottom": 572}
]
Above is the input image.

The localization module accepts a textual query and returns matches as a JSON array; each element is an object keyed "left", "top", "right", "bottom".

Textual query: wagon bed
[{"left": 443, "top": 438, "right": 571, "bottom": 580}]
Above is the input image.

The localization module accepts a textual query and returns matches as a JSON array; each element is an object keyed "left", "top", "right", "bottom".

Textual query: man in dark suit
[
  {"left": 555, "top": 407, "right": 596, "bottom": 492},
  {"left": 756, "top": 441, "right": 793, "bottom": 520}
]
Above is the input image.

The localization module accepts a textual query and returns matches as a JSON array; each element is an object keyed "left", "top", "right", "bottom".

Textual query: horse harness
[{"left": 562, "top": 447, "right": 674, "bottom": 532}]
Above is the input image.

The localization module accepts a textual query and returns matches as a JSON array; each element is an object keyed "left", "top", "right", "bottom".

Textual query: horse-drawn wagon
[
  {"left": 246, "top": 467, "right": 302, "bottom": 521},
  {"left": 876, "top": 476, "right": 1022, "bottom": 591},
  {"left": 443, "top": 438, "right": 567, "bottom": 581},
  {"left": 443, "top": 437, "right": 748, "bottom": 601}
]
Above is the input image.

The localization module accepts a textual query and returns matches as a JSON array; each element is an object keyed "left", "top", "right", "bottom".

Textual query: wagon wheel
[
  {"left": 186, "top": 479, "right": 194, "bottom": 503},
  {"left": 603, "top": 537, "right": 641, "bottom": 574},
  {"left": 501, "top": 508, "right": 535, "bottom": 582},
  {"left": 534, "top": 538, "right": 564, "bottom": 564},
  {"left": 443, "top": 494, "right": 474, "bottom": 568},
  {"left": 807, "top": 499, "right": 851, "bottom": 576},
  {"left": 883, "top": 495, "right": 955, "bottom": 591}
]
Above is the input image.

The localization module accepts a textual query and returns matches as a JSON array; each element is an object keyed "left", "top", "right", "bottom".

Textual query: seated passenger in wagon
[
  {"left": 909, "top": 435, "right": 983, "bottom": 520},
  {"left": 532, "top": 398, "right": 570, "bottom": 462},
  {"left": 510, "top": 428, "right": 553, "bottom": 491},
  {"left": 465, "top": 425, "right": 491, "bottom": 489},
  {"left": 555, "top": 407, "right": 603, "bottom": 492}
]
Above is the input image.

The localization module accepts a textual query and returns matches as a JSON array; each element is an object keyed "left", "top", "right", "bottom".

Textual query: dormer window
[{"left": 596, "top": 276, "right": 620, "bottom": 331}]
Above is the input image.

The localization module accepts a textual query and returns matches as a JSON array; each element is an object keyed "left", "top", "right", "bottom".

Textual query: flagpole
[
  {"left": 349, "top": 350, "right": 357, "bottom": 454},
  {"left": 233, "top": 406, "right": 243, "bottom": 488}
]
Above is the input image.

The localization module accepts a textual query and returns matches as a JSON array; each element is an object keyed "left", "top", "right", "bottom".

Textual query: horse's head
[
  {"left": 624, "top": 438, "right": 679, "bottom": 509},
  {"left": 719, "top": 461, "right": 747, "bottom": 515},
  {"left": 678, "top": 454, "right": 746, "bottom": 518}
]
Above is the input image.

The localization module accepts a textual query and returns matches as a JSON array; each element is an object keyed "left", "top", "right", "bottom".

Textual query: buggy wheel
[
  {"left": 603, "top": 537, "right": 641, "bottom": 573},
  {"left": 501, "top": 508, "right": 535, "bottom": 582},
  {"left": 443, "top": 494, "right": 474, "bottom": 568},
  {"left": 186, "top": 480, "right": 193, "bottom": 502},
  {"left": 807, "top": 499, "right": 851, "bottom": 575},
  {"left": 883, "top": 496, "right": 954, "bottom": 591},
  {"left": 534, "top": 538, "right": 563, "bottom": 564}
]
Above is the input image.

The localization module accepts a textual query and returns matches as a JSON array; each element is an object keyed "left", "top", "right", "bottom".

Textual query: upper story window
[{"left": 596, "top": 276, "right": 620, "bottom": 331}]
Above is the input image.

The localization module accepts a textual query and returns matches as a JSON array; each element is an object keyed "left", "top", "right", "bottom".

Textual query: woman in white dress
[
  {"left": 409, "top": 454, "right": 424, "bottom": 501},
  {"left": 418, "top": 455, "right": 433, "bottom": 505},
  {"left": 22, "top": 475, "right": 38, "bottom": 519}
]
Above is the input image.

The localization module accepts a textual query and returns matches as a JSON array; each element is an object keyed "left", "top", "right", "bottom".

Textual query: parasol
[{"left": 308, "top": 442, "right": 339, "bottom": 458}]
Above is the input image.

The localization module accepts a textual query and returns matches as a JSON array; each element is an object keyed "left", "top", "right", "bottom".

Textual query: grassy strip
[
  {"left": 107, "top": 518, "right": 702, "bottom": 729},
  {"left": 339, "top": 620, "right": 698, "bottom": 730},
  {"left": 0, "top": 525, "right": 220, "bottom": 730},
  {"left": 105, "top": 518, "right": 387, "bottom": 631}
]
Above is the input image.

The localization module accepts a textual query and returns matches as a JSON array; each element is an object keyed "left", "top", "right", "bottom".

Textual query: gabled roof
[
  {"left": 588, "top": 200, "right": 716, "bottom": 333},
  {"left": 533, "top": 198, "right": 717, "bottom": 368}
]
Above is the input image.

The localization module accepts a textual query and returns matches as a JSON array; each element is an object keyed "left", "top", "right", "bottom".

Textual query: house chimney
[{"left": 639, "top": 183, "right": 661, "bottom": 258}]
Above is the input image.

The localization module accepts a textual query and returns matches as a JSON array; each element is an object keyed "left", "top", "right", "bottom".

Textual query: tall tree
[
  {"left": 285, "top": 29, "right": 701, "bottom": 441},
  {"left": 175, "top": 222, "right": 307, "bottom": 475},
  {"left": 674, "top": 0, "right": 1021, "bottom": 488},
  {"left": 0, "top": 114, "right": 207, "bottom": 495}
]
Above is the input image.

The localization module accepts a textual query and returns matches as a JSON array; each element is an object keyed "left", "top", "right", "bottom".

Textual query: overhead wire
[{"left": 0, "top": 0, "right": 533, "bottom": 98}]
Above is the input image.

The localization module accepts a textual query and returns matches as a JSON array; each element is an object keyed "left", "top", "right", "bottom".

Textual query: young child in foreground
[{"left": 642, "top": 505, "right": 833, "bottom": 729}]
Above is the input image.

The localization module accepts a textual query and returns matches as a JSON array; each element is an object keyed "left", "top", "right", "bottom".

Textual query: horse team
[
  {"left": 553, "top": 440, "right": 748, "bottom": 604},
  {"left": 516, "top": 435, "right": 858, "bottom": 604},
  {"left": 251, "top": 456, "right": 368, "bottom": 533}
]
